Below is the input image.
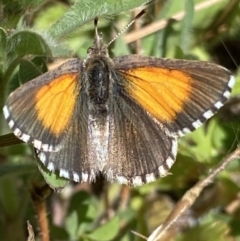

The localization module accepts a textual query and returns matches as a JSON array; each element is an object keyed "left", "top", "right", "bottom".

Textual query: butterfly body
[{"left": 3, "top": 24, "right": 235, "bottom": 186}]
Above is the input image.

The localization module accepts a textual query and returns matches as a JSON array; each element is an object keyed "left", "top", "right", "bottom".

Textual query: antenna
[{"left": 106, "top": 9, "right": 146, "bottom": 47}]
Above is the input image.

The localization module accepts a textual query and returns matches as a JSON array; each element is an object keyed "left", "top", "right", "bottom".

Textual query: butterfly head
[{"left": 87, "top": 17, "right": 109, "bottom": 58}]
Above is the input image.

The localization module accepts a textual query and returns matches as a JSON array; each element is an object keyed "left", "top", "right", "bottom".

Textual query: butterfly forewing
[
  {"left": 37, "top": 93, "right": 98, "bottom": 183},
  {"left": 113, "top": 55, "right": 235, "bottom": 137},
  {"left": 3, "top": 59, "right": 82, "bottom": 152}
]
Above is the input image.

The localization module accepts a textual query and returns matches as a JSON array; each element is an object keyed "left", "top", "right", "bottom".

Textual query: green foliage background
[{"left": 0, "top": 0, "right": 240, "bottom": 241}]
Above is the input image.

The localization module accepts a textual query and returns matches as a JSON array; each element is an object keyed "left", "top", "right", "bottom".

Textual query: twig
[{"left": 147, "top": 147, "right": 240, "bottom": 241}]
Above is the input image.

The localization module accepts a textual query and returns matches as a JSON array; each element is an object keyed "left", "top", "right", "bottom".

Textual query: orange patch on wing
[
  {"left": 125, "top": 67, "right": 193, "bottom": 122},
  {"left": 35, "top": 73, "right": 80, "bottom": 135}
]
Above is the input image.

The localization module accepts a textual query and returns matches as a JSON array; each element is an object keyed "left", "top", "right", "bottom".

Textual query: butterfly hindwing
[
  {"left": 37, "top": 89, "right": 101, "bottom": 182},
  {"left": 101, "top": 72, "right": 178, "bottom": 185}
]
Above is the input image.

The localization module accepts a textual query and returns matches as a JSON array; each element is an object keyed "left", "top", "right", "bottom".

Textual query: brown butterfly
[{"left": 3, "top": 16, "right": 235, "bottom": 186}]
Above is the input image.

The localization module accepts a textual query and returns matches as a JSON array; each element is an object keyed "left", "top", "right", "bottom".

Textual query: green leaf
[
  {"left": 232, "top": 71, "right": 240, "bottom": 96},
  {"left": 0, "top": 163, "right": 37, "bottom": 178},
  {"left": 179, "top": 214, "right": 232, "bottom": 241},
  {"left": 19, "top": 0, "right": 46, "bottom": 9},
  {"left": 87, "top": 216, "right": 120, "bottom": 241},
  {"left": 66, "top": 191, "right": 96, "bottom": 236},
  {"left": 31, "top": 56, "right": 48, "bottom": 72},
  {"left": 7, "top": 57, "right": 48, "bottom": 94},
  {"left": 18, "top": 59, "right": 45, "bottom": 84},
  {"left": 118, "top": 207, "right": 137, "bottom": 223},
  {"left": 7, "top": 30, "right": 52, "bottom": 58},
  {"left": 49, "top": 0, "right": 149, "bottom": 38},
  {"left": 65, "top": 211, "right": 79, "bottom": 240},
  {"left": 180, "top": 0, "right": 194, "bottom": 52},
  {"left": 37, "top": 161, "right": 68, "bottom": 191},
  {"left": 0, "top": 176, "right": 19, "bottom": 218},
  {"left": 0, "top": 28, "right": 7, "bottom": 73},
  {"left": 179, "top": 118, "right": 225, "bottom": 163}
]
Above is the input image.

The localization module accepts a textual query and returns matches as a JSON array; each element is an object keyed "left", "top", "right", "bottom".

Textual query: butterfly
[{"left": 3, "top": 17, "right": 235, "bottom": 186}]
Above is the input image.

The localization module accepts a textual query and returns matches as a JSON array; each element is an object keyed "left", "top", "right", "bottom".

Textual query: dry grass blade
[{"left": 124, "top": 0, "right": 226, "bottom": 43}]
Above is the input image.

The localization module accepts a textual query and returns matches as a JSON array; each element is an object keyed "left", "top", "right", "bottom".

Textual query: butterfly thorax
[
  {"left": 83, "top": 56, "right": 114, "bottom": 116},
  {"left": 86, "top": 58, "right": 110, "bottom": 103}
]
